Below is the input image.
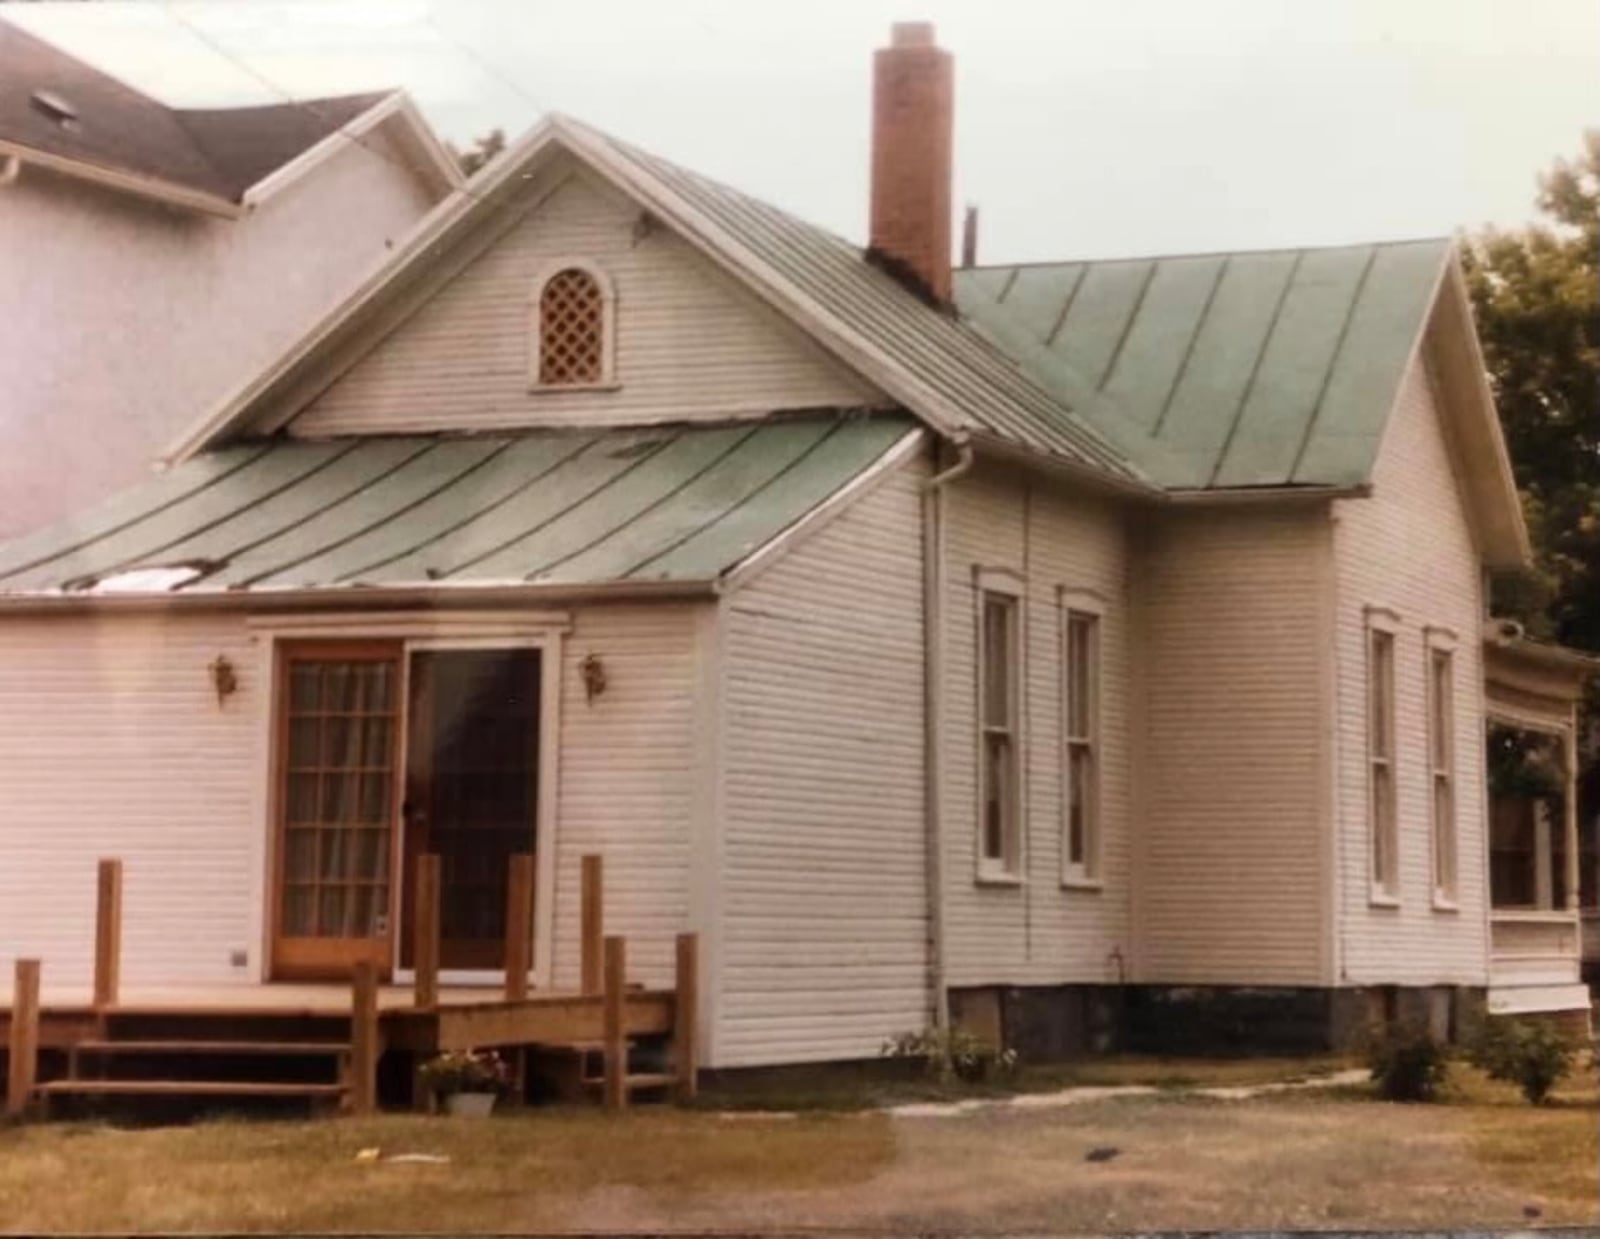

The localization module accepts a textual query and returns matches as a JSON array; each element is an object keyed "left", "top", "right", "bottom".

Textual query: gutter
[
  {"left": 0, "top": 139, "right": 242, "bottom": 218},
  {"left": 0, "top": 577, "right": 716, "bottom": 616},
  {"left": 1164, "top": 482, "right": 1371, "bottom": 507},
  {"left": 921, "top": 437, "right": 974, "bottom": 1032}
]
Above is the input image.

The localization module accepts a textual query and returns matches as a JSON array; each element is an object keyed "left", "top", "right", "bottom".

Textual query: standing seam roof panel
[
  {"left": 590, "top": 131, "right": 1144, "bottom": 482},
  {"left": 0, "top": 418, "right": 921, "bottom": 596},
  {"left": 1210, "top": 246, "right": 1376, "bottom": 488},
  {"left": 537, "top": 419, "right": 833, "bottom": 584},
  {"left": 954, "top": 238, "right": 1450, "bottom": 491}
]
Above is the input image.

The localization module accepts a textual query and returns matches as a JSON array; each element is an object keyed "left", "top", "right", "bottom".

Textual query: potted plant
[{"left": 418, "top": 1048, "right": 510, "bottom": 1117}]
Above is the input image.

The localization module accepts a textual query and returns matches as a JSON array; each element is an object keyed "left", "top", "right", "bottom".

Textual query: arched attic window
[{"left": 530, "top": 261, "right": 616, "bottom": 389}]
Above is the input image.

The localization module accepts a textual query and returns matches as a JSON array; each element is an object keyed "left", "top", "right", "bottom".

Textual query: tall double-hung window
[
  {"left": 1061, "top": 600, "right": 1101, "bottom": 885},
  {"left": 1426, "top": 631, "right": 1458, "bottom": 906},
  {"left": 1367, "top": 612, "right": 1400, "bottom": 901},
  {"left": 977, "top": 572, "right": 1022, "bottom": 880}
]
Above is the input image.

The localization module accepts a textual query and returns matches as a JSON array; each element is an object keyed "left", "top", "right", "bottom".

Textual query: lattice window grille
[{"left": 538, "top": 267, "right": 605, "bottom": 385}]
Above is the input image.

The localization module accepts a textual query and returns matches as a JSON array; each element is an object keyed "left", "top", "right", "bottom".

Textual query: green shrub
[
  {"left": 1468, "top": 1018, "right": 1577, "bottom": 1104},
  {"left": 1366, "top": 1024, "right": 1450, "bottom": 1102},
  {"left": 881, "top": 1026, "right": 1019, "bottom": 1083}
]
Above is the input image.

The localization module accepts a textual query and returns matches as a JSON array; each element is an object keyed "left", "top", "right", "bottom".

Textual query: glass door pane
[
  {"left": 404, "top": 648, "right": 540, "bottom": 971},
  {"left": 274, "top": 643, "right": 400, "bottom": 977}
]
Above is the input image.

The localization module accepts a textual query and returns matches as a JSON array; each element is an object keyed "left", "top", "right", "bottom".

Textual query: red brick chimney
[{"left": 869, "top": 22, "right": 953, "bottom": 305}]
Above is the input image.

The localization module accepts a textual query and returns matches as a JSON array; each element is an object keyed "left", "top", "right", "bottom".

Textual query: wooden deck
[
  {"left": 0, "top": 983, "right": 679, "bottom": 1052},
  {"left": 3, "top": 854, "right": 698, "bottom": 1117}
]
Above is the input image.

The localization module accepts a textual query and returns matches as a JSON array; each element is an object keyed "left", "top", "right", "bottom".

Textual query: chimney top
[
  {"left": 868, "top": 21, "right": 954, "bottom": 305},
  {"left": 890, "top": 22, "right": 937, "bottom": 48}
]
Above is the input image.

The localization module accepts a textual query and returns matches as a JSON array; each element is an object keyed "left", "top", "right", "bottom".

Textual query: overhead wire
[{"left": 152, "top": 0, "right": 550, "bottom": 205}]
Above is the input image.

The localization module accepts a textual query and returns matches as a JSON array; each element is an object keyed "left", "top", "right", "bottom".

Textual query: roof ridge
[
  {"left": 960, "top": 235, "right": 1453, "bottom": 272},
  {"left": 563, "top": 116, "right": 1148, "bottom": 487}
]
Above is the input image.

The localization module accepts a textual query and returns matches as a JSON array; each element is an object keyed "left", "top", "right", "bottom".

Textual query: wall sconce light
[
  {"left": 209, "top": 654, "right": 239, "bottom": 707},
  {"left": 580, "top": 652, "right": 607, "bottom": 703}
]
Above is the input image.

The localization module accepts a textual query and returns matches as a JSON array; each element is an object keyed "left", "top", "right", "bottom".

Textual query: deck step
[
  {"left": 71, "top": 1039, "right": 350, "bottom": 1057},
  {"left": 582, "top": 1071, "right": 678, "bottom": 1093},
  {"left": 37, "top": 1079, "right": 346, "bottom": 1098}
]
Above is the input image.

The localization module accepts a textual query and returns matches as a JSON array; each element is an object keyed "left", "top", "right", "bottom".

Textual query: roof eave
[
  {"left": 1436, "top": 249, "right": 1535, "bottom": 572},
  {"left": 240, "top": 90, "right": 464, "bottom": 211},
  {"left": 966, "top": 432, "right": 1158, "bottom": 501},
  {"left": 0, "top": 136, "right": 243, "bottom": 217},
  {"left": 1165, "top": 482, "right": 1370, "bottom": 506},
  {"left": 0, "top": 576, "right": 717, "bottom": 616}
]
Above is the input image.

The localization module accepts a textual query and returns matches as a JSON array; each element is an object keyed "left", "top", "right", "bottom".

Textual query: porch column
[
  {"left": 1534, "top": 800, "right": 1553, "bottom": 910},
  {"left": 1563, "top": 720, "right": 1580, "bottom": 912}
]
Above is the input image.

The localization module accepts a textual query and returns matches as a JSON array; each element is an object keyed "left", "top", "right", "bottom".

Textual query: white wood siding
[
  {"left": 548, "top": 603, "right": 703, "bottom": 990},
  {"left": 0, "top": 613, "right": 262, "bottom": 990},
  {"left": 1134, "top": 506, "right": 1333, "bottom": 984},
  {"left": 716, "top": 458, "right": 928, "bottom": 1065},
  {"left": 289, "top": 168, "right": 884, "bottom": 438},
  {"left": 0, "top": 603, "right": 703, "bottom": 995},
  {"left": 1333, "top": 346, "right": 1490, "bottom": 984},
  {"left": 941, "top": 466, "right": 1135, "bottom": 987}
]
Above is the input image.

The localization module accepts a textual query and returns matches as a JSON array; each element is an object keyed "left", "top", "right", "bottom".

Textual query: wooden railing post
[
  {"left": 6, "top": 959, "right": 40, "bottom": 1117},
  {"left": 504, "top": 853, "right": 534, "bottom": 1001},
  {"left": 349, "top": 960, "right": 378, "bottom": 1117},
  {"left": 93, "top": 858, "right": 123, "bottom": 1010},
  {"left": 674, "top": 931, "right": 699, "bottom": 1103},
  {"left": 414, "top": 853, "right": 440, "bottom": 1009},
  {"left": 602, "top": 935, "right": 626, "bottom": 1111},
  {"left": 581, "top": 854, "right": 604, "bottom": 996}
]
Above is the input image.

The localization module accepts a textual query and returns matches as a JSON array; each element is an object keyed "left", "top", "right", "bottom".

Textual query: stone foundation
[
  {"left": 948, "top": 985, "right": 1121, "bottom": 1060},
  {"left": 949, "top": 983, "right": 1491, "bottom": 1058}
]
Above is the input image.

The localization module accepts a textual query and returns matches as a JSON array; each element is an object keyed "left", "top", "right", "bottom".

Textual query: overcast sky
[{"left": 8, "top": 0, "right": 1597, "bottom": 262}]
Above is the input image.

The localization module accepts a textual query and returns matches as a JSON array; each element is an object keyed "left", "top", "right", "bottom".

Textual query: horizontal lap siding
[
  {"left": 0, "top": 605, "right": 703, "bottom": 996},
  {"left": 1136, "top": 507, "right": 1331, "bottom": 984},
  {"left": 549, "top": 604, "right": 702, "bottom": 990},
  {"left": 291, "top": 169, "right": 881, "bottom": 437},
  {"left": 718, "top": 459, "right": 928, "bottom": 1065},
  {"left": 942, "top": 467, "right": 1134, "bottom": 986},
  {"left": 0, "top": 614, "right": 261, "bottom": 988},
  {"left": 1334, "top": 350, "right": 1488, "bottom": 983}
]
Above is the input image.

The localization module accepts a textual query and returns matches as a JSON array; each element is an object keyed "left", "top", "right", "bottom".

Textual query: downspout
[
  {"left": 0, "top": 155, "right": 21, "bottom": 187},
  {"left": 922, "top": 437, "right": 974, "bottom": 1031}
]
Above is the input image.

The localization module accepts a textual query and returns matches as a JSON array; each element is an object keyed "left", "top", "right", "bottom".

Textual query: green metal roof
[
  {"left": 954, "top": 239, "right": 1451, "bottom": 490},
  {"left": 0, "top": 416, "right": 917, "bottom": 598},
  {"left": 553, "top": 121, "right": 1147, "bottom": 487}
]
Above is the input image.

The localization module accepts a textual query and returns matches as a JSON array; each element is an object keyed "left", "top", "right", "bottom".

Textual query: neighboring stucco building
[
  {"left": 0, "top": 23, "right": 1589, "bottom": 1069},
  {"left": 0, "top": 18, "right": 462, "bottom": 538}
]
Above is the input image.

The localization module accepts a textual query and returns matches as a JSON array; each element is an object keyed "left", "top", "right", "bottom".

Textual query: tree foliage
[
  {"left": 451, "top": 127, "right": 507, "bottom": 179},
  {"left": 1464, "top": 131, "right": 1600, "bottom": 657}
]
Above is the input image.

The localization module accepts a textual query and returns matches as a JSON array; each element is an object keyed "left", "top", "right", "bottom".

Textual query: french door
[
  {"left": 270, "top": 640, "right": 542, "bottom": 981},
  {"left": 271, "top": 641, "right": 403, "bottom": 978},
  {"left": 401, "top": 648, "right": 541, "bottom": 973}
]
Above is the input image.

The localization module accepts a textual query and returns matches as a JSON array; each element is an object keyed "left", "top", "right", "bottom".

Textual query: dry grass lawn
[{"left": 0, "top": 1062, "right": 1593, "bottom": 1233}]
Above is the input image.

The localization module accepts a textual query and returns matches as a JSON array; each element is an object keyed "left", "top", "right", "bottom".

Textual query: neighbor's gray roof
[
  {"left": 0, "top": 18, "right": 385, "bottom": 204},
  {"left": 955, "top": 239, "right": 1452, "bottom": 490},
  {"left": 0, "top": 416, "right": 914, "bottom": 597}
]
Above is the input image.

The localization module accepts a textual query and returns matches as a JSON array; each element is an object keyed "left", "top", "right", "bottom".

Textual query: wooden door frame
[
  {"left": 255, "top": 615, "right": 568, "bottom": 989},
  {"left": 266, "top": 638, "right": 407, "bottom": 981},
  {"left": 396, "top": 635, "right": 561, "bottom": 988}
]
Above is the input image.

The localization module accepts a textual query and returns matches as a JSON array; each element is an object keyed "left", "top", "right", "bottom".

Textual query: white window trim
[
  {"left": 528, "top": 257, "right": 619, "bottom": 392},
  {"left": 1424, "top": 626, "right": 1459, "bottom": 911},
  {"left": 974, "top": 566, "right": 1025, "bottom": 886},
  {"left": 1365, "top": 606, "right": 1401, "bottom": 907},
  {"left": 1058, "top": 586, "right": 1104, "bottom": 890}
]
